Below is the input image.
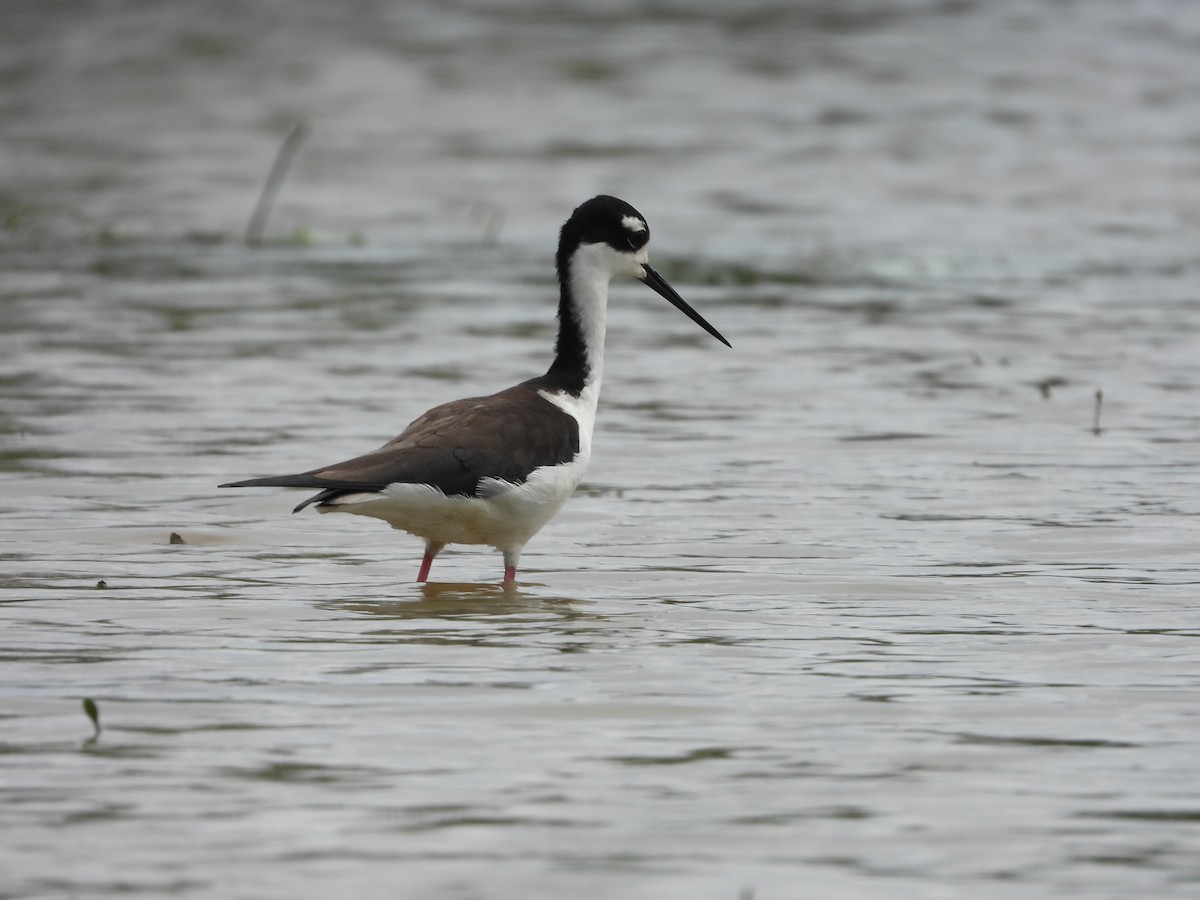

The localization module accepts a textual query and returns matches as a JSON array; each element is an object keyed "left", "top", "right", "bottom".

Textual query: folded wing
[{"left": 219, "top": 379, "right": 581, "bottom": 511}]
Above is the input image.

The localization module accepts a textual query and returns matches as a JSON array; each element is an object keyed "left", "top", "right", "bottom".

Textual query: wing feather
[{"left": 220, "top": 379, "right": 580, "bottom": 504}]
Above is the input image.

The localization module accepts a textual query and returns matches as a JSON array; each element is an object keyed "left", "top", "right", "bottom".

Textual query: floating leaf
[{"left": 83, "top": 698, "right": 101, "bottom": 741}]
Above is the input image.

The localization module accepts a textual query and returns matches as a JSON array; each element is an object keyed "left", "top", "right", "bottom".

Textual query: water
[{"left": 3, "top": 1, "right": 1200, "bottom": 897}]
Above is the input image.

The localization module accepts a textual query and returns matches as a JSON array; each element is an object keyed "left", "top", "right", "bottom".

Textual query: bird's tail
[
  {"left": 219, "top": 474, "right": 326, "bottom": 489},
  {"left": 219, "top": 474, "right": 382, "bottom": 514}
]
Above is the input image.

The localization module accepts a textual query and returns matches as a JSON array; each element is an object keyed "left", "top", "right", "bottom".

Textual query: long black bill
[{"left": 639, "top": 264, "right": 732, "bottom": 348}]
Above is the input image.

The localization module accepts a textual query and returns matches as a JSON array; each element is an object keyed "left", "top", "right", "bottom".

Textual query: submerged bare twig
[
  {"left": 1093, "top": 388, "right": 1104, "bottom": 435},
  {"left": 246, "top": 121, "right": 309, "bottom": 246}
]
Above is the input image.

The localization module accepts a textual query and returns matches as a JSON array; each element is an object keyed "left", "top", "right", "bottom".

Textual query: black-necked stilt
[{"left": 220, "top": 195, "right": 729, "bottom": 584}]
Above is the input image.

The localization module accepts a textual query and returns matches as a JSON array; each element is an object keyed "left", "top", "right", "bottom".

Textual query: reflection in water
[{"left": 325, "top": 581, "right": 592, "bottom": 621}]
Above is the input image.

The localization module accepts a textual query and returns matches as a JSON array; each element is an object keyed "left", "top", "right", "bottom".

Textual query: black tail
[
  {"left": 290, "top": 487, "right": 354, "bottom": 513},
  {"left": 220, "top": 474, "right": 385, "bottom": 514},
  {"left": 219, "top": 474, "right": 330, "bottom": 490}
]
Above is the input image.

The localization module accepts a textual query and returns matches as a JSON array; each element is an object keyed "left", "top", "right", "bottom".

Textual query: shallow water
[{"left": 3, "top": 1, "right": 1200, "bottom": 898}]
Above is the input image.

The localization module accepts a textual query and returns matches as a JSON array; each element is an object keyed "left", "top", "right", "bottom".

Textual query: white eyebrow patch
[{"left": 621, "top": 215, "right": 647, "bottom": 233}]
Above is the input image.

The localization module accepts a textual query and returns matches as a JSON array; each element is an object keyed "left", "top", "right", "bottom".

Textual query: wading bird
[{"left": 221, "top": 195, "right": 730, "bottom": 583}]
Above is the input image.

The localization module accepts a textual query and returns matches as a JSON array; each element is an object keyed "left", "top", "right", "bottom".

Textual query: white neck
[{"left": 564, "top": 242, "right": 618, "bottom": 393}]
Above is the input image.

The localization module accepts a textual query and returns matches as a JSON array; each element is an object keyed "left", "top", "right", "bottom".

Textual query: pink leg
[
  {"left": 417, "top": 541, "right": 445, "bottom": 582},
  {"left": 502, "top": 550, "right": 521, "bottom": 585},
  {"left": 417, "top": 553, "right": 434, "bottom": 582}
]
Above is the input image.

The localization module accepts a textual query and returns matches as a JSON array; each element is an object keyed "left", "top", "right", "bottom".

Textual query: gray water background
[{"left": 2, "top": 1, "right": 1199, "bottom": 897}]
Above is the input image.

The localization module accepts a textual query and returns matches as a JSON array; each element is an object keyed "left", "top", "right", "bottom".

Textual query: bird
[{"left": 220, "top": 195, "right": 730, "bottom": 584}]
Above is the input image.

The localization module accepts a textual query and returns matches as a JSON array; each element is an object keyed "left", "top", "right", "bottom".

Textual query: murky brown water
[{"left": 3, "top": 2, "right": 1200, "bottom": 898}]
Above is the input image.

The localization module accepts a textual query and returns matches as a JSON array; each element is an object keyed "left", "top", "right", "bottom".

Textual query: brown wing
[{"left": 221, "top": 378, "right": 580, "bottom": 502}]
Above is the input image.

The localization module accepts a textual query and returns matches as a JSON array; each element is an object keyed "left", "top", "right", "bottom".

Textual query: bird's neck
[{"left": 545, "top": 248, "right": 609, "bottom": 398}]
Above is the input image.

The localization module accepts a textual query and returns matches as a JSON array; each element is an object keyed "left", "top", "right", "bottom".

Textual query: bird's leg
[
  {"left": 417, "top": 541, "right": 446, "bottom": 582},
  {"left": 502, "top": 549, "right": 520, "bottom": 585}
]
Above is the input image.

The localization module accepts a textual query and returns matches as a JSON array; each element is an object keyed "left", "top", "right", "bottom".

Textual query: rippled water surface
[{"left": 3, "top": 2, "right": 1200, "bottom": 898}]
